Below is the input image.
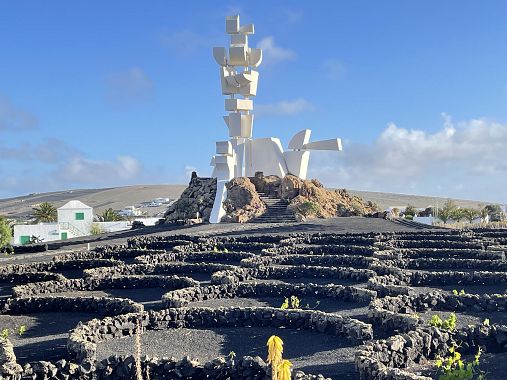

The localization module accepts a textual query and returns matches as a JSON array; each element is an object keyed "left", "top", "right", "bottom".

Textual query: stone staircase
[{"left": 251, "top": 192, "right": 297, "bottom": 223}]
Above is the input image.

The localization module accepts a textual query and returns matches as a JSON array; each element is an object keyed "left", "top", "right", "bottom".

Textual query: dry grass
[{"left": 433, "top": 221, "right": 507, "bottom": 229}]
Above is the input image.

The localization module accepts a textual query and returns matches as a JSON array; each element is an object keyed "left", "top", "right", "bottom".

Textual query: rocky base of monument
[
  {"left": 252, "top": 173, "right": 380, "bottom": 222},
  {"left": 164, "top": 173, "right": 217, "bottom": 223},
  {"left": 164, "top": 172, "right": 380, "bottom": 224}
]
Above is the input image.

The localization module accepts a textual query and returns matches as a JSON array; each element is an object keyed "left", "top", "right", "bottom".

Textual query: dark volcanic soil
[
  {"left": 0, "top": 312, "right": 98, "bottom": 363},
  {"left": 96, "top": 326, "right": 358, "bottom": 379}
]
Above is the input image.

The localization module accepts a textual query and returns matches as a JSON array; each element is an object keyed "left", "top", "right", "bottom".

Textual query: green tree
[
  {"left": 0, "top": 216, "right": 12, "bottom": 249},
  {"left": 450, "top": 208, "right": 466, "bottom": 222},
  {"left": 461, "top": 208, "right": 480, "bottom": 223},
  {"left": 32, "top": 202, "right": 57, "bottom": 223},
  {"left": 100, "top": 208, "right": 123, "bottom": 222},
  {"left": 404, "top": 205, "right": 417, "bottom": 217},
  {"left": 438, "top": 200, "right": 457, "bottom": 224},
  {"left": 483, "top": 204, "right": 504, "bottom": 221}
]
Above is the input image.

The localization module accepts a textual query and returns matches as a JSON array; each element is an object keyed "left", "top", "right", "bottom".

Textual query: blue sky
[{"left": 1, "top": 1, "right": 507, "bottom": 202}]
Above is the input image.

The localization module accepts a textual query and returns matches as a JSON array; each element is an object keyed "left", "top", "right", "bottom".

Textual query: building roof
[{"left": 57, "top": 200, "right": 92, "bottom": 210}]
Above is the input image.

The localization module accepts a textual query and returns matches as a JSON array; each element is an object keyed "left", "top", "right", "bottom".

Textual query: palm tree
[
  {"left": 100, "top": 208, "right": 123, "bottom": 222},
  {"left": 32, "top": 202, "right": 57, "bottom": 223}
]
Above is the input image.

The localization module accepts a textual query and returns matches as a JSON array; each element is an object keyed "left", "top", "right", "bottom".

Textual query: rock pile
[
  {"left": 164, "top": 172, "right": 216, "bottom": 223},
  {"left": 252, "top": 173, "right": 379, "bottom": 221},
  {"left": 221, "top": 177, "right": 266, "bottom": 223},
  {"left": 164, "top": 171, "right": 379, "bottom": 223}
]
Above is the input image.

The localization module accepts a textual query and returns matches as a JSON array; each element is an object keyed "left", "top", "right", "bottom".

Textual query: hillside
[{"left": 0, "top": 184, "right": 490, "bottom": 221}]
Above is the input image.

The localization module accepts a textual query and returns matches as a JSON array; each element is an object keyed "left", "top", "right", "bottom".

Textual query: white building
[
  {"left": 118, "top": 206, "right": 143, "bottom": 217},
  {"left": 13, "top": 200, "right": 161, "bottom": 245},
  {"left": 57, "top": 200, "right": 93, "bottom": 238},
  {"left": 14, "top": 200, "right": 93, "bottom": 245}
]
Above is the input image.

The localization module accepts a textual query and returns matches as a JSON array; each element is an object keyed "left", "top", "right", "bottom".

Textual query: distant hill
[
  {"left": 0, "top": 184, "right": 490, "bottom": 221},
  {"left": 0, "top": 185, "right": 187, "bottom": 220}
]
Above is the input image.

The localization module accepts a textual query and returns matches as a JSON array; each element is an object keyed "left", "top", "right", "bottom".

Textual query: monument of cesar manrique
[
  {"left": 164, "top": 15, "right": 377, "bottom": 224},
  {"left": 209, "top": 15, "right": 343, "bottom": 223}
]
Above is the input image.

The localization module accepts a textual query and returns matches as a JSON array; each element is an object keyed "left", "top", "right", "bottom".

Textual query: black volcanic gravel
[{"left": 96, "top": 326, "right": 359, "bottom": 379}]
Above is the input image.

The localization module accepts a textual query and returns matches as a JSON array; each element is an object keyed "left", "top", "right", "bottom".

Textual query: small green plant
[
  {"left": 435, "top": 344, "right": 485, "bottom": 380},
  {"left": 280, "top": 296, "right": 301, "bottom": 310},
  {"left": 1, "top": 328, "right": 9, "bottom": 340},
  {"left": 297, "top": 201, "right": 321, "bottom": 217},
  {"left": 17, "top": 325, "right": 26, "bottom": 336},
  {"left": 429, "top": 313, "right": 457, "bottom": 331}
]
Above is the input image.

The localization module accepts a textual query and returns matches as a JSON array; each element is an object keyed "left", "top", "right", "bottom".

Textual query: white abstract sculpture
[{"left": 209, "top": 15, "right": 343, "bottom": 224}]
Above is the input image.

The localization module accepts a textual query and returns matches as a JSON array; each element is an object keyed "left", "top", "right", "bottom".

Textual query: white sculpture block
[
  {"left": 239, "top": 24, "right": 254, "bottom": 34},
  {"left": 226, "top": 15, "right": 240, "bottom": 34},
  {"left": 229, "top": 45, "right": 248, "bottom": 66},
  {"left": 231, "top": 34, "right": 247, "bottom": 46},
  {"left": 239, "top": 70, "right": 259, "bottom": 97},
  {"left": 249, "top": 138, "right": 288, "bottom": 178},
  {"left": 213, "top": 47, "right": 227, "bottom": 66},
  {"left": 225, "top": 98, "right": 253, "bottom": 111},
  {"left": 220, "top": 67, "right": 238, "bottom": 95},
  {"left": 288, "top": 129, "right": 312, "bottom": 150},
  {"left": 303, "top": 138, "right": 343, "bottom": 151},
  {"left": 284, "top": 150, "right": 310, "bottom": 179},
  {"left": 248, "top": 48, "right": 262, "bottom": 67},
  {"left": 209, "top": 180, "right": 228, "bottom": 223},
  {"left": 225, "top": 113, "right": 253, "bottom": 138},
  {"left": 216, "top": 141, "right": 233, "bottom": 155}
]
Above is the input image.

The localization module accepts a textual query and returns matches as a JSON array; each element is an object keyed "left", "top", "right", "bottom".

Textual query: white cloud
[
  {"left": 323, "top": 59, "right": 346, "bottom": 80},
  {"left": 105, "top": 67, "right": 153, "bottom": 105},
  {"left": 184, "top": 165, "right": 197, "bottom": 178},
  {"left": 256, "top": 98, "right": 314, "bottom": 117},
  {"left": 57, "top": 155, "right": 142, "bottom": 184},
  {"left": 308, "top": 114, "right": 507, "bottom": 202},
  {"left": 161, "top": 30, "right": 209, "bottom": 57},
  {"left": 257, "top": 36, "right": 295, "bottom": 66},
  {"left": 283, "top": 9, "right": 303, "bottom": 24},
  {"left": 0, "top": 95, "right": 38, "bottom": 131}
]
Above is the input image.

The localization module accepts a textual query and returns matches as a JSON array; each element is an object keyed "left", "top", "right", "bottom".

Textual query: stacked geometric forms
[
  {"left": 209, "top": 15, "right": 344, "bottom": 223},
  {"left": 210, "top": 15, "right": 262, "bottom": 223}
]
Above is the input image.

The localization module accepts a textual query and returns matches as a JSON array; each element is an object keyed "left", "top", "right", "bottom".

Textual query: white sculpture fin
[
  {"left": 213, "top": 47, "right": 227, "bottom": 66},
  {"left": 303, "top": 138, "right": 342, "bottom": 151},
  {"left": 288, "top": 129, "right": 312, "bottom": 150}
]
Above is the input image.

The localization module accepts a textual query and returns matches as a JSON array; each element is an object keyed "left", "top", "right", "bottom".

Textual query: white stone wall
[{"left": 13, "top": 224, "right": 60, "bottom": 245}]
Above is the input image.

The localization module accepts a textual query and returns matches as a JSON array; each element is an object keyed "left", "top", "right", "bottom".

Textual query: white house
[
  {"left": 57, "top": 200, "right": 93, "bottom": 239},
  {"left": 13, "top": 200, "right": 163, "bottom": 245},
  {"left": 118, "top": 206, "right": 143, "bottom": 217},
  {"left": 14, "top": 200, "right": 93, "bottom": 245}
]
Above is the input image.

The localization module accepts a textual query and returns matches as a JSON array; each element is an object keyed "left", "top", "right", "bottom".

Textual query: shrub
[
  {"left": 90, "top": 223, "right": 104, "bottom": 235},
  {"left": 297, "top": 201, "right": 321, "bottom": 217},
  {"left": 404, "top": 205, "right": 417, "bottom": 217},
  {"left": 429, "top": 313, "right": 457, "bottom": 331},
  {"left": 0, "top": 216, "right": 12, "bottom": 250},
  {"left": 435, "top": 344, "right": 484, "bottom": 380}
]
